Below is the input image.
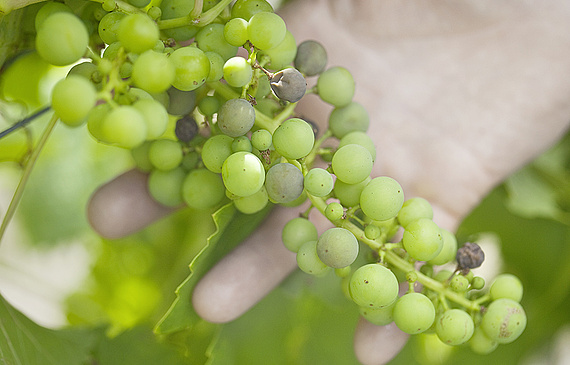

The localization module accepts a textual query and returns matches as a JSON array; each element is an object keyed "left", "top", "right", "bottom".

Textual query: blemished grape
[
  {"left": 427, "top": 228, "right": 458, "bottom": 266},
  {"left": 174, "top": 115, "right": 198, "bottom": 142},
  {"left": 182, "top": 168, "right": 225, "bottom": 209},
  {"left": 224, "top": 18, "right": 249, "bottom": 46},
  {"left": 51, "top": 75, "right": 97, "bottom": 127},
  {"left": 349, "top": 264, "right": 399, "bottom": 308},
  {"left": 232, "top": 136, "right": 253, "bottom": 153},
  {"left": 148, "top": 167, "right": 186, "bottom": 206},
  {"left": 296, "top": 240, "right": 329, "bottom": 276},
  {"left": 217, "top": 98, "right": 256, "bottom": 137},
  {"left": 117, "top": 14, "right": 159, "bottom": 54},
  {"left": 316, "top": 227, "right": 359, "bottom": 269},
  {"left": 469, "top": 327, "right": 498, "bottom": 355},
  {"left": 133, "top": 98, "right": 169, "bottom": 140},
  {"left": 148, "top": 139, "right": 183, "bottom": 171},
  {"left": 360, "top": 301, "right": 395, "bottom": 326},
  {"left": 233, "top": 186, "right": 268, "bottom": 214},
  {"left": 402, "top": 218, "right": 443, "bottom": 262},
  {"left": 98, "top": 12, "right": 125, "bottom": 45},
  {"left": 36, "top": 12, "right": 89, "bottom": 66},
  {"left": 397, "top": 197, "right": 434, "bottom": 228},
  {"left": 332, "top": 144, "right": 373, "bottom": 184},
  {"left": 247, "top": 12, "right": 286, "bottom": 50},
  {"left": 333, "top": 177, "right": 370, "bottom": 208},
  {"left": 169, "top": 47, "right": 210, "bottom": 91},
  {"left": 393, "top": 293, "right": 435, "bottom": 334},
  {"left": 196, "top": 23, "right": 238, "bottom": 61},
  {"left": 272, "top": 118, "right": 315, "bottom": 160},
  {"left": 222, "top": 151, "right": 265, "bottom": 197},
  {"left": 338, "top": 131, "right": 376, "bottom": 161},
  {"left": 205, "top": 51, "right": 225, "bottom": 83},
  {"left": 251, "top": 129, "right": 272, "bottom": 150},
  {"left": 282, "top": 217, "right": 318, "bottom": 253},
  {"left": 231, "top": 0, "right": 273, "bottom": 20},
  {"left": 359, "top": 176, "right": 405, "bottom": 221},
  {"left": 317, "top": 67, "right": 355, "bottom": 107},
  {"left": 294, "top": 40, "right": 327, "bottom": 76},
  {"left": 325, "top": 202, "right": 344, "bottom": 221},
  {"left": 270, "top": 68, "right": 306, "bottom": 103},
  {"left": 449, "top": 274, "right": 470, "bottom": 292},
  {"left": 223, "top": 56, "right": 253, "bottom": 87},
  {"left": 202, "top": 135, "right": 234, "bottom": 173},
  {"left": 304, "top": 168, "right": 333, "bottom": 197},
  {"left": 456, "top": 242, "right": 485, "bottom": 271},
  {"left": 260, "top": 31, "right": 297, "bottom": 71},
  {"left": 100, "top": 105, "right": 147, "bottom": 149},
  {"left": 435, "top": 309, "right": 474, "bottom": 345},
  {"left": 265, "top": 163, "right": 304, "bottom": 203},
  {"left": 481, "top": 298, "right": 527, "bottom": 344},
  {"left": 131, "top": 50, "right": 175, "bottom": 94},
  {"left": 489, "top": 274, "right": 523, "bottom": 302}
]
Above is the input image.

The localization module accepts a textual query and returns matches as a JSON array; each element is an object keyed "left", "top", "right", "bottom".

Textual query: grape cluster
[{"left": 33, "top": 0, "right": 526, "bottom": 355}]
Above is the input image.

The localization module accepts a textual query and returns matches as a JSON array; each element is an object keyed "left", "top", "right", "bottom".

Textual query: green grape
[
  {"left": 402, "top": 218, "right": 443, "bottom": 262},
  {"left": 68, "top": 62, "right": 101, "bottom": 85},
  {"left": 433, "top": 269, "right": 453, "bottom": 283},
  {"left": 325, "top": 202, "right": 343, "bottom": 221},
  {"left": 51, "top": 75, "right": 97, "bottom": 127},
  {"left": 304, "top": 168, "right": 333, "bottom": 197},
  {"left": 100, "top": 105, "right": 147, "bottom": 148},
  {"left": 131, "top": 141, "right": 153, "bottom": 172},
  {"left": 435, "top": 309, "right": 475, "bottom": 346},
  {"left": 251, "top": 129, "right": 272, "bottom": 150},
  {"left": 338, "top": 131, "right": 376, "bottom": 161},
  {"left": 147, "top": 6, "right": 162, "bottom": 21},
  {"left": 359, "top": 176, "right": 405, "bottom": 221},
  {"left": 247, "top": 12, "right": 286, "bottom": 50},
  {"left": 166, "top": 87, "right": 196, "bottom": 116},
  {"left": 196, "top": 23, "right": 238, "bottom": 61},
  {"left": 481, "top": 298, "right": 527, "bottom": 344},
  {"left": 335, "top": 266, "right": 351, "bottom": 278},
  {"left": 231, "top": 0, "right": 273, "bottom": 20},
  {"left": 148, "top": 139, "right": 183, "bottom": 171},
  {"left": 332, "top": 144, "right": 373, "bottom": 184},
  {"left": 128, "top": 0, "right": 151, "bottom": 8},
  {"left": 205, "top": 51, "right": 225, "bottom": 83},
  {"left": 281, "top": 217, "right": 318, "bottom": 253},
  {"left": 333, "top": 177, "right": 370, "bottom": 207},
  {"left": 349, "top": 264, "right": 399, "bottom": 308},
  {"left": 233, "top": 186, "right": 268, "bottom": 214},
  {"left": 201, "top": 135, "right": 234, "bottom": 173},
  {"left": 316, "top": 227, "right": 359, "bottom": 269},
  {"left": 35, "top": 1, "right": 72, "bottom": 31},
  {"left": 217, "top": 98, "right": 256, "bottom": 137},
  {"left": 224, "top": 18, "right": 249, "bottom": 46},
  {"left": 427, "top": 228, "right": 458, "bottom": 266},
  {"left": 117, "top": 14, "right": 159, "bottom": 54},
  {"left": 393, "top": 293, "right": 436, "bottom": 334},
  {"left": 181, "top": 151, "right": 199, "bottom": 171},
  {"left": 364, "top": 224, "right": 381, "bottom": 240},
  {"left": 294, "top": 40, "right": 327, "bottom": 76},
  {"left": 223, "top": 56, "right": 253, "bottom": 87},
  {"left": 232, "top": 136, "right": 253, "bottom": 152},
  {"left": 182, "top": 168, "right": 225, "bottom": 209},
  {"left": 98, "top": 12, "right": 126, "bottom": 45},
  {"left": 449, "top": 275, "right": 470, "bottom": 292},
  {"left": 471, "top": 276, "right": 485, "bottom": 290},
  {"left": 317, "top": 67, "right": 355, "bottom": 107},
  {"left": 222, "top": 151, "right": 265, "bottom": 197},
  {"left": 254, "top": 97, "right": 279, "bottom": 116},
  {"left": 328, "top": 101, "right": 369, "bottom": 139},
  {"left": 169, "top": 47, "right": 210, "bottom": 91},
  {"left": 148, "top": 167, "right": 186, "bottom": 206},
  {"left": 397, "top": 197, "right": 434, "bottom": 228},
  {"left": 119, "top": 62, "right": 134, "bottom": 78},
  {"left": 270, "top": 68, "right": 306, "bottom": 103},
  {"left": 254, "top": 74, "right": 271, "bottom": 98},
  {"left": 489, "top": 274, "right": 523, "bottom": 302},
  {"left": 198, "top": 95, "right": 221, "bottom": 116},
  {"left": 360, "top": 301, "right": 395, "bottom": 326},
  {"left": 469, "top": 327, "right": 498, "bottom": 355},
  {"left": 132, "top": 98, "right": 168, "bottom": 139},
  {"left": 265, "top": 163, "right": 304, "bottom": 203},
  {"left": 160, "top": 0, "right": 198, "bottom": 41},
  {"left": 87, "top": 103, "right": 111, "bottom": 142},
  {"left": 36, "top": 13, "right": 88, "bottom": 66},
  {"left": 131, "top": 50, "right": 175, "bottom": 94},
  {"left": 102, "top": 42, "right": 122, "bottom": 62},
  {"left": 272, "top": 118, "right": 314, "bottom": 160},
  {"left": 260, "top": 31, "right": 297, "bottom": 71},
  {"left": 296, "top": 240, "right": 329, "bottom": 276}
]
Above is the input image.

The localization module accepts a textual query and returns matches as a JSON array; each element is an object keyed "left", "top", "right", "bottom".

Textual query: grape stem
[
  {"left": 157, "top": 0, "right": 233, "bottom": 29},
  {"left": 88, "top": 0, "right": 143, "bottom": 15}
]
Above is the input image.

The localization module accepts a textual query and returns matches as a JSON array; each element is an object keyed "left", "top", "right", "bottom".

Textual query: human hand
[{"left": 88, "top": 0, "right": 570, "bottom": 363}]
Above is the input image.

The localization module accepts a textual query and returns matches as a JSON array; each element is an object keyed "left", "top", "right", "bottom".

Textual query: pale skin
[{"left": 88, "top": 1, "right": 570, "bottom": 363}]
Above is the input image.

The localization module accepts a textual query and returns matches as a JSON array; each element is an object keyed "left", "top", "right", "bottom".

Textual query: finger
[
  {"left": 87, "top": 169, "right": 174, "bottom": 239},
  {"left": 353, "top": 319, "right": 409, "bottom": 365}
]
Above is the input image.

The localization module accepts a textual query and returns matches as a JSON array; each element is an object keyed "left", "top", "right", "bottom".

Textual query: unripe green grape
[
  {"left": 205, "top": 51, "right": 225, "bottom": 83},
  {"left": 35, "top": 1, "right": 72, "bottom": 31},
  {"left": 128, "top": 0, "right": 151, "bottom": 8},
  {"left": 132, "top": 98, "right": 169, "bottom": 139},
  {"left": 169, "top": 47, "right": 210, "bottom": 91},
  {"left": 223, "top": 56, "right": 252, "bottom": 87},
  {"left": 131, "top": 141, "right": 153, "bottom": 172},
  {"left": 272, "top": 118, "right": 314, "bottom": 160},
  {"left": 397, "top": 197, "right": 434, "bottom": 228},
  {"left": 160, "top": 0, "right": 198, "bottom": 41},
  {"left": 316, "top": 227, "right": 359, "bottom": 269},
  {"left": 254, "top": 98, "right": 279, "bottom": 117},
  {"left": 471, "top": 276, "right": 486, "bottom": 290},
  {"left": 393, "top": 293, "right": 436, "bottom": 334},
  {"left": 317, "top": 67, "right": 355, "bottom": 107},
  {"left": 427, "top": 228, "right": 458, "bottom": 266},
  {"left": 247, "top": 12, "right": 286, "bottom": 50},
  {"left": 102, "top": 42, "right": 122, "bottom": 62},
  {"left": 98, "top": 12, "right": 126, "bottom": 45},
  {"left": 335, "top": 266, "right": 351, "bottom": 278},
  {"left": 294, "top": 40, "right": 327, "bottom": 76},
  {"left": 251, "top": 129, "right": 272, "bottom": 150},
  {"left": 51, "top": 75, "right": 97, "bottom": 127},
  {"left": 481, "top": 298, "right": 527, "bottom": 344},
  {"left": 325, "top": 202, "right": 344, "bottom": 221},
  {"left": 332, "top": 144, "right": 373, "bottom": 184},
  {"left": 147, "top": 6, "right": 161, "bottom": 20},
  {"left": 198, "top": 95, "right": 221, "bottom": 116},
  {"left": 304, "top": 168, "right": 333, "bottom": 197},
  {"left": 131, "top": 50, "right": 175, "bottom": 94},
  {"left": 359, "top": 176, "right": 404, "bottom": 221},
  {"left": 349, "top": 264, "right": 399, "bottom": 308},
  {"left": 402, "top": 218, "right": 443, "bottom": 262},
  {"left": 217, "top": 98, "right": 256, "bottom": 137},
  {"left": 449, "top": 275, "right": 470, "bottom": 293},
  {"left": 260, "top": 31, "right": 297, "bottom": 71},
  {"left": 224, "top": 18, "right": 249, "bottom": 46},
  {"left": 281, "top": 217, "right": 318, "bottom": 253},
  {"left": 231, "top": 0, "right": 273, "bottom": 20},
  {"left": 167, "top": 87, "right": 196, "bottom": 116},
  {"left": 489, "top": 274, "right": 523, "bottom": 302},
  {"left": 364, "top": 224, "right": 381, "bottom": 240},
  {"left": 87, "top": 103, "right": 111, "bottom": 142},
  {"left": 232, "top": 136, "right": 253, "bottom": 153},
  {"left": 333, "top": 177, "right": 370, "bottom": 207},
  {"left": 296, "top": 240, "right": 329, "bottom": 276},
  {"left": 469, "top": 327, "right": 498, "bottom": 355},
  {"left": 233, "top": 186, "right": 268, "bottom": 214},
  {"left": 435, "top": 309, "right": 474, "bottom": 346},
  {"left": 148, "top": 167, "right": 186, "bottom": 206},
  {"left": 202, "top": 135, "right": 234, "bottom": 173},
  {"left": 148, "top": 139, "right": 183, "bottom": 171},
  {"left": 265, "top": 163, "right": 304, "bottom": 203},
  {"left": 360, "top": 301, "right": 395, "bottom": 326},
  {"left": 222, "top": 151, "right": 265, "bottom": 197},
  {"left": 328, "top": 101, "right": 369, "bottom": 139},
  {"left": 182, "top": 168, "right": 225, "bottom": 209},
  {"left": 117, "top": 14, "right": 159, "bottom": 54},
  {"left": 68, "top": 62, "right": 101, "bottom": 85},
  {"left": 254, "top": 74, "right": 271, "bottom": 98},
  {"left": 338, "top": 131, "right": 376, "bottom": 161},
  {"left": 101, "top": 106, "right": 147, "bottom": 148},
  {"left": 196, "top": 23, "right": 238, "bottom": 61},
  {"left": 36, "top": 13, "right": 89, "bottom": 66},
  {"left": 433, "top": 269, "right": 453, "bottom": 283}
]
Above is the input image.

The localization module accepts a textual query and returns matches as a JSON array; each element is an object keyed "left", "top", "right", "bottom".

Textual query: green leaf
[
  {"left": 154, "top": 202, "right": 272, "bottom": 335},
  {"left": 0, "top": 294, "right": 98, "bottom": 365}
]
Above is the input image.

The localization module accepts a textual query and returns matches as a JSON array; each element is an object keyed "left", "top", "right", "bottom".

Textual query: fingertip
[{"left": 354, "top": 318, "right": 409, "bottom": 365}]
